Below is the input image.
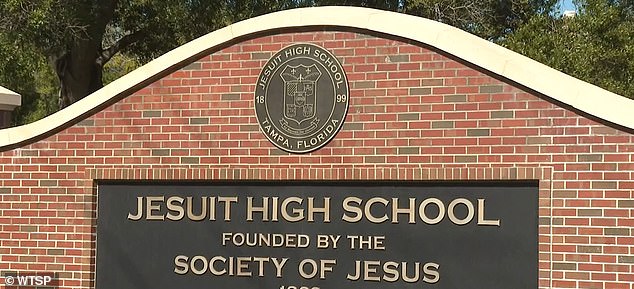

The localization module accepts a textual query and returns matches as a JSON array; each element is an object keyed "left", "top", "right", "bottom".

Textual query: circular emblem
[{"left": 255, "top": 43, "right": 349, "bottom": 153}]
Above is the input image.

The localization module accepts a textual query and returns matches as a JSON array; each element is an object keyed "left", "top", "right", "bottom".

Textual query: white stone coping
[
  {"left": 1, "top": 6, "right": 633, "bottom": 150},
  {"left": 0, "top": 86, "right": 21, "bottom": 111}
]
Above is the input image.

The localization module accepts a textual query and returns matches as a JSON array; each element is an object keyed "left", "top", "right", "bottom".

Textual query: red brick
[{"left": 0, "top": 30, "right": 632, "bottom": 289}]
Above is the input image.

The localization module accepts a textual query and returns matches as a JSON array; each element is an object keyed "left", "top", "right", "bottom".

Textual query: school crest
[
  {"left": 281, "top": 64, "right": 321, "bottom": 124},
  {"left": 254, "top": 43, "right": 349, "bottom": 154}
]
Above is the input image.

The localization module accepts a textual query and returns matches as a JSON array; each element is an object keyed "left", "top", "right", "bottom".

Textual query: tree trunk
[
  {"left": 53, "top": 0, "right": 117, "bottom": 109},
  {"left": 53, "top": 40, "right": 104, "bottom": 108}
]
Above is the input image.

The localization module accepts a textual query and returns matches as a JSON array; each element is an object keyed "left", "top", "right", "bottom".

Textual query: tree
[
  {"left": 0, "top": 33, "right": 58, "bottom": 124},
  {"left": 4, "top": 0, "right": 631, "bottom": 125},
  {"left": 401, "top": 0, "right": 558, "bottom": 41},
  {"left": 0, "top": 0, "right": 299, "bottom": 111},
  {"left": 0, "top": 0, "right": 559, "bottom": 118},
  {"left": 310, "top": 0, "right": 558, "bottom": 40},
  {"left": 504, "top": 0, "right": 634, "bottom": 98}
]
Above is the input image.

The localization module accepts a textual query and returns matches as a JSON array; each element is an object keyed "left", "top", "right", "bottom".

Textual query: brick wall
[{"left": 1, "top": 30, "right": 633, "bottom": 288}]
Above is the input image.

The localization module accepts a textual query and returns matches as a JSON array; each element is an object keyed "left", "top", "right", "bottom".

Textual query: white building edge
[{"left": 0, "top": 86, "right": 21, "bottom": 111}]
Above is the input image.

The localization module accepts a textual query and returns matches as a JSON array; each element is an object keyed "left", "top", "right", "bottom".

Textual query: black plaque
[
  {"left": 254, "top": 43, "right": 349, "bottom": 153},
  {"left": 96, "top": 182, "right": 538, "bottom": 289}
]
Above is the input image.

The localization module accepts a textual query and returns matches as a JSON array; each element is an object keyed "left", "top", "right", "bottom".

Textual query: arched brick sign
[{"left": 1, "top": 7, "right": 633, "bottom": 289}]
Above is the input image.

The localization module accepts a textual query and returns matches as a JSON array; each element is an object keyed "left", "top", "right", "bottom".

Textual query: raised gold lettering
[
  {"left": 366, "top": 197, "right": 389, "bottom": 223},
  {"left": 281, "top": 197, "right": 303, "bottom": 222},
  {"left": 477, "top": 199, "right": 500, "bottom": 226},
  {"left": 342, "top": 197, "right": 362, "bottom": 223},
  {"left": 174, "top": 255, "right": 188, "bottom": 274},
  {"left": 166, "top": 196, "right": 184, "bottom": 221},
  {"left": 307, "top": 197, "right": 330, "bottom": 222},
  {"left": 448, "top": 198, "right": 474, "bottom": 225},
  {"left": 127, "top": 197, "right": 143, "bottom": 220},
  {"left": 146, "top": 196, "right": 164, "bottom": 221},
  {"left": 392, "top": 198, "right": 416, "bottom": 224}
]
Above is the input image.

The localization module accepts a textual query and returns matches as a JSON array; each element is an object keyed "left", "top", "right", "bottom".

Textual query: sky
[{"left": 559, "top": 0, "right": 577, "bottom": 12}]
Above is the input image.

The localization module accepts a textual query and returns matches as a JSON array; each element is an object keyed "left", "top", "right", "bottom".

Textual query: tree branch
[{"left": 99, "top": 30, "right": 145, "bottom": 65}]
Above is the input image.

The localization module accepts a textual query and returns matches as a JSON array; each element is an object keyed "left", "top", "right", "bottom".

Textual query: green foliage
[
  {"left": 504, "top": 0, "right": 634, "bottom": 98},
  {"left": 1, "top": 0, "right": 633, "bottom": 125},
  {"left": 0, "top": 33, "right": 58, "bottom": 125},
  {"left": 14, "top": 64, "right": 59, "bottom": 125},
  {"left": 0, "top": 0, "right": 103, "bottom": 56},
  {"left": 1, "top": 0, "right": 298, "bottom": 119},
  {"left": 309, "top": 0, "right": 558, "bottom": 40},
  {"left": 111, "top": 0, "right": 294, "bottom": 62},
  {"left": 102, "top": 54, "right": 141, "bottom": 85},
  {"left": 402, "top": 0, "right": 558, "bottom": 40}
]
